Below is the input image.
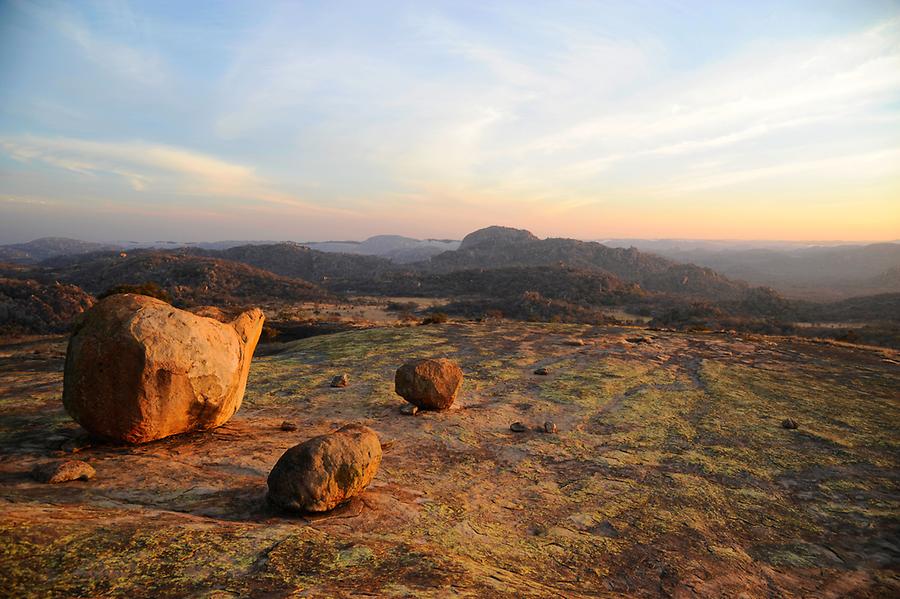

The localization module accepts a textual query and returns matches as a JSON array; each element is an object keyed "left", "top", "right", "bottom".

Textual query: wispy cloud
[
  {"left": 2, "top": 2, "right": 898, "bottom": 240},
  {"left": 0, "top": 135, "right": 356, "bottom": 216},
  {"left": 13, "top": 0, "right": 168, "bottom": 87},
  {"left": 648, "top": 147, "right": 900, "bottom": 196},
  {"left": 528, "top": 18, "right": 900, "bottom": 164}
]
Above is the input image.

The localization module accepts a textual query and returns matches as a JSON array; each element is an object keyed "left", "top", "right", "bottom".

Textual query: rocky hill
[
  {"left": 457, "top": 225, "right": 539, "bottom": 249},
  {"left": 0, "top": 277, "right": 94, "bottom": 334},
  {"left": 347, "top": 265, "right": 640, "bottom": 301},
  {"left": 200, "top": 243, "right": 395, "bottom": 287},
  {"left": 420, "top": 226, "right": 755, "bottom": 301},
  {"left": 41, "top": 250, "right": 331, "bottom": 307},
  {"left": 1, "top": 322, "right": 897, "bottom": 596},
  {"left": 803, "top": 292, "right": 900, "bottom": 323}
]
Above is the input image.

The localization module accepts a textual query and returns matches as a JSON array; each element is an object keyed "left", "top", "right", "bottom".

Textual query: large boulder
[
  {"left": 62, "top": 294, "right": 264, "bottom": 444},
  {"left": 394, "top": 358, "right": 463, "bottom": 410},
  {"left": 267, "top": 424, "right": 382, "bottom": 512}
]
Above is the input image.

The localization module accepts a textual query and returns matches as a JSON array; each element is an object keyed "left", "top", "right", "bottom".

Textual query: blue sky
[{"left": 1, "top": 0, "right": 898, "bottom": 242}]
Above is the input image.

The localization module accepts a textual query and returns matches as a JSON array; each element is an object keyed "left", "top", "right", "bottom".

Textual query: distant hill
[
  {"left": 41, "top": 250, "right": 331, "bottom": 306},
  {"left": 872, "top": 265, "right": 900, "bottom": 288},
  {"left": 199, "top": 243, "right": 395, "bottom": 287},
  {"left": 802, "top": 292, "right": 900, "bottom": 323},
  {"left": 0, "top": 237, "right": 120, "bottom": 264},
  {"left": 347, "top": 265, "right": 642, "bottom": 302},
  {"left": 418, "top": 226, "right": 755, "bottom": 301},
  {"left": 0, "top": 277, "right": 94, "bottom": 333},
  {"left": 116, "top": 239, "right": 281, "bottom": 251},
  {"left": 457, "top": 226, "right": 538, "bottom": 250},
  {"left": 197, "top": 227, "right": 771, "bottom": 305},
  {"left": 302, "top": 235, "right": 460, "bottom": 263},
  {"left": 602, "top": 240, "right": 900, "bottom": 300}
]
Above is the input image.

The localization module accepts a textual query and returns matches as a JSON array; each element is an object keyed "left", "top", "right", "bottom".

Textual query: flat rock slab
[{"left": 1, "top": 324, "right": 898, "bottom": 598}]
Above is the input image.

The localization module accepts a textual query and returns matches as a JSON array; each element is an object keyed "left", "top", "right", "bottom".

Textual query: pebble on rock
[
  {"left": 31, "top": 460, "right": 95, "bottom": 484},
  {"left": 331, "top": 374, "right": 350, "bottom": 388},
  {"left": 781, "top": 418, "right": 799, "bottom": 430},
  {"left": 280, "top": 421, "right": 298, "bottom": 432},
  {"left": 510, "top": 422, "right": 527, "bottom": 433},
  {"left": 533, "top": 367, "right": 550, "bottom": 376},
  {"left": 400, "top": 404, "right": 419, "bottom": 416},
  {"left": 543, "top": 421, "right": 558, "bottom": 434}
]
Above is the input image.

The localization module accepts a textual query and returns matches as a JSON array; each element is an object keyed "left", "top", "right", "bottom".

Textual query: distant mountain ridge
[
  {"left": 602, "top": 239, "right": 900, "bottom": 299},
  {"left": 2, "top": 228, "right": 897, "bottom": 345},
  {"left": 38, "top": 249, "right": 331, "bottom": 306},
  {"left": 300, "top": 235, "right": 460, "bottom": 263},
  {"left": 417, "top": 226, "right": 755, "bottom": 301},
  {"left": 0, "top": 235, "right": 463, "bottom": 265},
  {"left": 6, "top": 228, "right": 897, "bottom": 306},
  {"left": 0, "top": 237, "right": 120, "bottom": 264},
  {"left": 197, "top": 243, "right": 395, "bottom": 285}
]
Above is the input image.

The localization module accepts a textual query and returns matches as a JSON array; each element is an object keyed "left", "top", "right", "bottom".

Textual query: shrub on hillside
[
  {"left": 98, "top": 282, "right": 172, "bottom": 303},
  {"left": 386, "top": 300, "right": 419, "bottom": 312},
  {"left": 421, "top": 312, "right": 449, "bottom": 325}
]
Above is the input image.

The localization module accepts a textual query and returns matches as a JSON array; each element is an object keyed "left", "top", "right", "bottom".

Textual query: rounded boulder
[
  {"left": 394, "top": 358, "right": 463, "bottom": 410},
  {"left": 62, "top": 294, "right": 264, "bottom": 444},
  {"left": 267, "top": 424, "right": 382, "bottom": 512}
]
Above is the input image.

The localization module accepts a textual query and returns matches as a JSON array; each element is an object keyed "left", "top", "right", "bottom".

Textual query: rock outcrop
[
  {"left": 0, "top": 277, "right": 94, "bottom": 334},
  {"left": 267, "top": 424, "right": 382, "bottom": 512},
  {"left": 394, "top": 358, "right": 463, "bottom": 410},
  {"left": 62, "top": 294, "right": 264, "bottom": 444}
]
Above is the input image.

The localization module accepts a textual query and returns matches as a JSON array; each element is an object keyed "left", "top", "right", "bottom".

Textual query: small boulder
[
  {"left": 510, "top": 422, "right": 527, "bottom": 433},
  {"left": 267, "top": 424, "right": 382, "bottom": 512},
  {"left": 62, "top": 294, "right": 264, "bottom": 444},
  {"left": 280, "top": 421, "right": 298, "bottom": 432},
  {"left": 32, "top": 460, "right": 95, "bottom": 484},
  {"left": 543, "top": 421, "right": 558, "bottom": 434},
  {"left": 394, "top": 358, "right": 463, "bottom": 410},
  {"left": 399, "top": 404, "right": 419, "bottom": 416},
  {"left": 781, "top": 418, "right": 799, "bottom": 430},
  {"left": 330, "top": 374, "right": 350, "bottom": 388},
  {"left": 533, "top": 367, "right": 550, "bottom": 376}
]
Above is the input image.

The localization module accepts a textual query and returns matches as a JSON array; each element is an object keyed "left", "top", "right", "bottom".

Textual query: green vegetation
[{"left": 98, "top": 281, "right": 171, "bottom": 303}]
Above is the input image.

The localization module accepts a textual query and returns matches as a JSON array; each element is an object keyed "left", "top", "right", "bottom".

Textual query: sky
[{"left": 1, "top": 0, "right": 899, "bottom": 243}]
